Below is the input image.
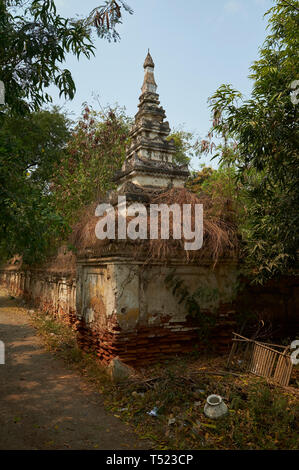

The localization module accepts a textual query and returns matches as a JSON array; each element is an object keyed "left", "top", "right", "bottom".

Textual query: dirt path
[{"left": 0, "top": 287, "right": 147, "bottom": 450}]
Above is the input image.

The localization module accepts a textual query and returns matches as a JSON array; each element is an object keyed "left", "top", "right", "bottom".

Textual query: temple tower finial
[
  {"left": 113, "top": 52, "right": 189, "bottom": 191},
  {"left": 141, "top": 51, "right": 157, "bottom": 94}
]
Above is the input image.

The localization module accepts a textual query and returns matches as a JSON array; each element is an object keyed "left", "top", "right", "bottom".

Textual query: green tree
[
  {"left": 167, "top": 128, "right": 200, "bottom": 166},
  {"left": 0, "top": 0, "right": 132, "bottom": 263},
  {"left": 0, "top": 106, "right": 72, "bottom": 181},
  {"left": 205, "top": 0, "right": 299, "bottom": 283},
  {"left": 0, "top": 107, "right": 72, "bottom": 263},
  {"left": 52, "top": 105, "right": 131, "bottom": 224},
  {"left": 0, "top": 0, "right": 133, "bottom": 114}
]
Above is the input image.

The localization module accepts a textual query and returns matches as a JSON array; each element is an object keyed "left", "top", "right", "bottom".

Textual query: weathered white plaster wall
[{"left": 76, "top": 258, "right": 239, "bottom": 333}]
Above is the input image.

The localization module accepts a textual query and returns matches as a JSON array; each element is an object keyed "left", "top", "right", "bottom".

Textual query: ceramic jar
[{"left": 204, "top": 394, "right": 228, "bottom": 419}]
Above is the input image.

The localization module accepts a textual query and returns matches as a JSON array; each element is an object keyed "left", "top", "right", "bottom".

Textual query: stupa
[
  {"left": 114, "top": 51, "right": 189, "bottom": 196},
  {"left": 75, "top": 52, "right": 239, "bottom": 367}
]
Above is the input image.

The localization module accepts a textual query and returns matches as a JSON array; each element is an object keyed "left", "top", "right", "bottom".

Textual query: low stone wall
[
  {"left": 0, "top": 269, "right": 76, "bottom": 325},
  {"left": 1, "top": 265, "right": 297, "bottom": 367},
  {"left": 0, "top": 261, "right": 239, "bottom": 366},
  {"left": 76, "top": 306, "right": 237, "bottom": 366},
  {"left": 75, "top": 258, "right": 239, "bottom": 365}
]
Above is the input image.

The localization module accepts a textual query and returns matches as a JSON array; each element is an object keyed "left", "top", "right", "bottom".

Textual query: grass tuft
[{"left": 29, "top": 307, "right": 299, "bottom": 450}]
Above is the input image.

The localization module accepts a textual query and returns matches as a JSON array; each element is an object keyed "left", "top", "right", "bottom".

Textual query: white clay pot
[{"left": 204, "top": 394, "right": 228, "bottom": 419}]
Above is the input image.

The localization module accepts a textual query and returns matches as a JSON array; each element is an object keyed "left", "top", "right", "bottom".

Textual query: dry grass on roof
[
  {"left": 1, "top": 247, "right": 76, "bottom": 277},
  {"left": 70, "top": 187, "right": 239, "bottom": 266},
  {"left": 40, "top": 245, "right": 77, "bottom": 276},
  {"left": 70, "top": 201, "right": 109, "bottom": 254},
  {"left": 1, "top": 254, "right": 23, "bottom": 271},
  {"left": 147, "top": 187, "right": 238, "bottom": 265}
]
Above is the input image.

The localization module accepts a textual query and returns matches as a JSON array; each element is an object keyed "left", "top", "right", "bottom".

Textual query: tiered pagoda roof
[{"left": 115, "top": 52, "right": 189, "bottom": 194}]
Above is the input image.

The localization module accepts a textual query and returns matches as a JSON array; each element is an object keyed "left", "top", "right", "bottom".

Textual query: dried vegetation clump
[
  {"left": 70, "top": 187, "right": 239, "bottom": 266},
  {"left": 2, "top": 188, "right": 239, "bottom": 273}
]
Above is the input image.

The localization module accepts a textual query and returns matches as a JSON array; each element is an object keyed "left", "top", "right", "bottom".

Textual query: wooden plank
[
  {"left": 267, "top": 350, "right": 277, "bottom": 379},
  {"left": 252, "top": 343, "right": 261, "bottom": 374},
  {"left": 273, "top": 350, "right": 292, "bottom": 386},
  {"left": 259, "top": 341, "right": 288, "bottom": 350},
  {"left": 249, "top": 343, "right": 257, "bottom": 374},
  {"left": 261, "top": 347, "right": 270, "bottom": 377},
  {"left": 244, "top": 342, "right": 254, "bottom": 371},
  {"left": 274, "top": 355, "right": 285, "bottom": 384},
  {"left": 260, "top": 345, "right": 267, "bottom": 376},
  {"left": 232, "top": 332, "right": 254, "bottom": 342},
  {"left": 229, "top": 333, "right": 293, "bottom": 385},
  {"left": 280, "top": 355, "right": 292, "bottom": 387},
  {"left": 227, "top": 340, "right": 238, "bottom": 368},
  {"left": 233, "top": 333, "right": 287, "bottom": 355},
  {"left": 257, "top": 344, "right": 265, "bottom": 375},
  {"left": 283, "top": 362, "right": 293, "bottom": 387},
  {"left": 251, "top": 343, "right": 263, "bottom": 375},
  {"left": 265, "top": 348, "right": 275, "bottom": 378},
  {"left": 255, "top": 342, "right": 286, "bottom": 355},
  {"left": 278, "top": 356, "right": 285, "bottom": 384},
  {"left": 280, "top": 357, "right": 289, "bottom": 387}
]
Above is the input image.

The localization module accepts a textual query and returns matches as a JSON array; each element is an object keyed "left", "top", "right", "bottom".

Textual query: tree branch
[{"left": 279, "top": 0, "right": 299, "bottom": 13}]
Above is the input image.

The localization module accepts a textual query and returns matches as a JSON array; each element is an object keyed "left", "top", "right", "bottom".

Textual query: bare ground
[{"left": 0, "top": 287, "right": 147, "bottom": 450}]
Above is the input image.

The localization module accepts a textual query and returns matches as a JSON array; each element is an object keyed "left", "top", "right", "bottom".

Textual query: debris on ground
[
  {"left": 23, "top": 302, "right": 299, "bottom": 450},
  {"left": 147, "top": 406, "right": 159, "bottom": 417},
  {"left": 108, "top": 357, "right": 135, "bottom": 383}
]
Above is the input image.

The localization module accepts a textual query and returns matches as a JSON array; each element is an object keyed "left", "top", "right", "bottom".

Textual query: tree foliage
[
  {"left": 85, "top": 0, "right": 133, "bottom": 42},
  {"left": 0, "top": 0, "right": 133, "bottom": 114},
  {"left": 0, "top": 106, "right": 72, "bottom": 180},
  {"left": 0, "top": 105, "right": 131, "bottom": 263},
  {"left": 0, "top": 107, "right": 71, "bottom": 263},
  {"left": 0, "top": 0, "right": 132, "bottom": 263},
  {"left": 52, "top": 105, "right": 131, "bottom": 225},
  {"left": 204, "top": 1, "right": 299, "bottom": 283},
  {"left": 167, "top": 129, "right": 200, "bottom": 166}
]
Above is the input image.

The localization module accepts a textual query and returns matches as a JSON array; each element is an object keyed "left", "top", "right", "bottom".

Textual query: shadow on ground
[{"left": 0, "top": 288, "right": 147, "bottom": 450}]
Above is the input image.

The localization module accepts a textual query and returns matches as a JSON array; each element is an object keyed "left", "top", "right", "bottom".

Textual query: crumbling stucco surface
[
  {"left": 1, "top": 262, "right": 298, "bottom": 367},
  {"left": 75, "top": 257, "right": 240, "bottom": 365},
  {"left": 0, "top": 269, "right": 76, "bottom": 324}
]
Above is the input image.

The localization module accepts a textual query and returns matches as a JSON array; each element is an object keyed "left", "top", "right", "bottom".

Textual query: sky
[{"left": 50, "top": 0, "right": 274, "bottom": 168}]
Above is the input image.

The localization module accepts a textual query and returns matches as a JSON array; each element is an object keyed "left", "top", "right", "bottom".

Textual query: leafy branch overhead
[
  {"left": 86, "top": 1, "right": 133, "bottom": 42},
  {"left": 198, "top": 1, "right": 299, "bottom": 284},
  {"left": 0, "top": 1, "right": 133, "bottom": 114},
  {"left": 0, "top": 0, "right": 133, "bottom": 261}
]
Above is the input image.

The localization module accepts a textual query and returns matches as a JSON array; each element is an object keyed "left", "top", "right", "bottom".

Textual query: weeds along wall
[
  {"left": 0, "top": 268, "right": 77, "bottom": 325},
  {"left": 75, "top": 256, "right": 240, "bottom": 366},
  {"left": 1, "top": 262, "right": 298, "bottom": 366},
  {"left": 0, "top": 257, "right": 240, "bottom": 365}
]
